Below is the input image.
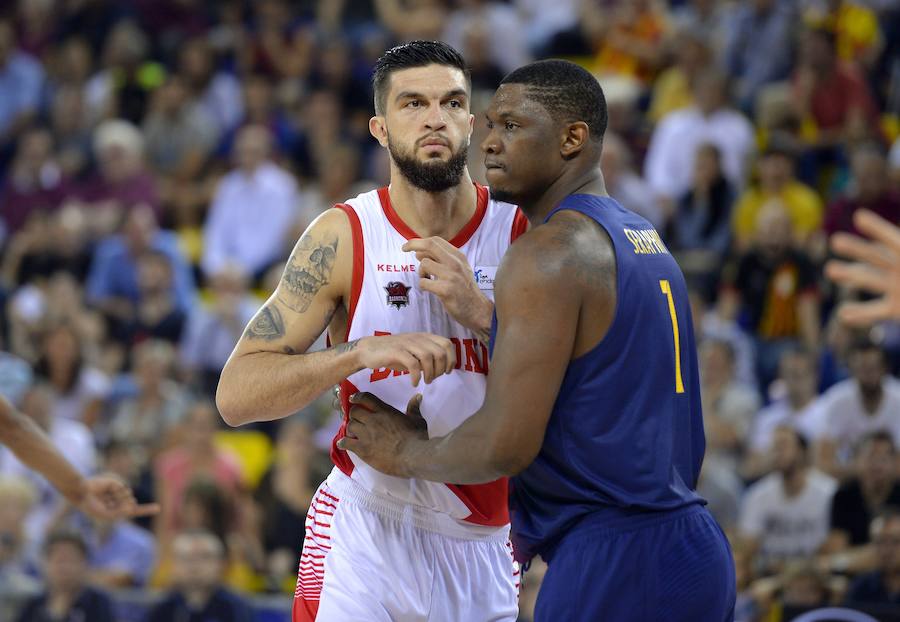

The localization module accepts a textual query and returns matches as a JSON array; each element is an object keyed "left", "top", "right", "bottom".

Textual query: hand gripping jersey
[{"left": 330, "top": 183, "right": 527, "bottom": 529}]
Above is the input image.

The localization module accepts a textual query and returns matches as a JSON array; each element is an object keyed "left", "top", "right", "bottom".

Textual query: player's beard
[{"left": 388, "top": 134, "right": 468, "bottom": 193}]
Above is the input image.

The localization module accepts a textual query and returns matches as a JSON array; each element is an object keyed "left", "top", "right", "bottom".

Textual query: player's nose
[
  {"left": 424, "top": 102, "right": 447, "bottom": 131},
  {"left": 481, "top": 132, "right": 501, "bottom": 154}
]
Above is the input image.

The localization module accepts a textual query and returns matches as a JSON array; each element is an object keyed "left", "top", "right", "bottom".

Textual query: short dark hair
[
  {"left": 372, "top": 41, "right": 469, "bottom": 115},
  {"left": 857, "top": 429, "right": 896, "bottom": 456},
  {"left": 44, "top": 529, "right": 88, "bottom": 558},
  {"left": 500, "top": 60, "right": 608, "bottom": 144}
]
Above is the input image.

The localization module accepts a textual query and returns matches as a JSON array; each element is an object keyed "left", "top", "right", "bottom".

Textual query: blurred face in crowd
[
  {"left": 758, "top": 152, "right": 793, "bottom": 191},
  {"left": 137, "top": 253, "right": 173, "bottom": 295},
  {"left": 183, "top": 402, "right": 219, "bottom": 452},
  {"left": 45, "top": 540, "right": 88, "bottom": 595},
  {"left": 123, "top": 205, "right": 158, "bottom": 254},
  {"left": 16, "top": 129, "right": 53, "bottom": 175},
  {"left": 782, "top": 571, "right": 827, "bottom": 606},
  {"left": 692, "top": 72, "right": 727, "bottom": 116},
  {"left": 873, "top": 516, "right": 900, "bottom": 573},
  {"left": 43, "top": 323, "right": 80, "bottom": 369},
  {"left": 370, "top": 64, "right": 472, "bottom": 193},
  {"left": 180, "top": 38, "right": 213, "bottom": 85},
  {"left": 851, "top": 148, "right": 887, "bottom": 202},
  {"left": 172, "top": 532, "right": 224, "bottom": 595},
  {"left": 699, "top": 340, "right": 735, "bottom": 388},
  {"left": 600, "top": 133, "right": 628, "bottom": 187},
  {"left": 754, "top": 202, "right": 793, "bottom": 256},
  {"left": 779, "top": 351, "right": 817, "bottom": 408},
  {"left": 277, "top": 418, "right": 313, "bottom": 464},
  {"left": 234, "top": 125, "right": 272, "bottom": 173},
  {"left": 850, "top": 348, "right": 886, "bottom": 395},
  {"left": 156, "top": 76, "right": 189, "bottom": 117},
  {"left": 800, "top": 29, "right": 835, "bottom": 74},
  {"left": 771, "top": 426, "right": 805, "bottom": 474},
  {"left": 693, "top": 144, "right": 721, "bottom": 188},
  {"left": 857, "top": 437, "right": 896, "bottom": 488}
]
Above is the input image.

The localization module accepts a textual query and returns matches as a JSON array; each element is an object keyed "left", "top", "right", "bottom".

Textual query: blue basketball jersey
[{"left": 491, "top": 194, "right": 706, "bottom": 562}]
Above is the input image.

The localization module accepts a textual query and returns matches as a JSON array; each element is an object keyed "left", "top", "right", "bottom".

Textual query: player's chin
[{"left": 485, "top": 167, "right": 515, "bottom": 192}]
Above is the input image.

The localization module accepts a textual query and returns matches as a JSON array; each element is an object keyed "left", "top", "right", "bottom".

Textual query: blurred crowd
[{"left": 0, "top": 0, "right": 899, "bottom": 621}]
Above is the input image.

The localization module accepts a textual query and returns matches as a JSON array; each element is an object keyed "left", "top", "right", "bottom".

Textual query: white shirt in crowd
[
  {"left": 739, "top": 469, "right": 837, "bottom": 563},
  {"left": 748, "top": 400, "right": 827, "bottom": 453},
  {"left": 816, "top": 377, "right": 900, "bottom": 464},
  {"left": 202, "top": 161, "right": 299, "bottom": 278},
  {"left": 644, "top": 106, "right": 755, "bottom": 200}
]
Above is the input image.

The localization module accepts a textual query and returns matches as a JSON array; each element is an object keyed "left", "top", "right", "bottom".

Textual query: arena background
[{"left": 0, "top": 1, "right": 899, "bottom": 620}]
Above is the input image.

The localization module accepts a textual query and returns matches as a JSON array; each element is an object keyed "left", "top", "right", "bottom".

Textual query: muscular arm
[
  {"left": 216, "top": 208, "right": 361, "bottom": 426},
  {"left": 343, "top": 228, "right": 596, "bottom": 483},
  {"left": 217, "top": 209, "right": 456, "bottom": 426}
]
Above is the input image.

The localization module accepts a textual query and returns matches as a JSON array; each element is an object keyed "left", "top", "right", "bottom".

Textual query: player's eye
[
  {"left": 447, "top": 99, "right": 461, "bottom": 109},
  {"left": 504, "top": 121, "right": 518, "bottom": 131},
  {"left": 406, "top": 100, "right": 422, "bottom": 108}
]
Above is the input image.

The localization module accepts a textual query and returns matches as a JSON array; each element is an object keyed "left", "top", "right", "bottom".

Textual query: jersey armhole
[
  {"left": 334, "top": 203, "right": 365, "bottom": 341},
  {"left": 510, "top": 208, "right": 529, "bottom": 243}
]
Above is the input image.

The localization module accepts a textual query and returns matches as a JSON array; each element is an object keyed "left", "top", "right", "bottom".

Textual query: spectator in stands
[
  {"left": 142, "top": 74, "right": 219, "bottom": 181},
  {"left": 201, "top": 124, "right": 299, "bottom": 281},
  {"left": 732, "top": 142, "right": 824, "bottom": 251},
  {"left": 64, "top": 506, "right": 156, "bottom": 589},
  {"left": 0, "top": 128, "right": 68, "bottom": 237},
  {"left": 0, "top": 477, "right": 41, "bottom": 622},
  {"left": 825, "top": 143, "right": 900, "bottom": 237},
  {"left": 145, "top": 529, "right": 253, "bottom": 622},
  {"left": 178, "top": 36, "right": 243, "bottom": 136},
  {"left": 117, "top": 250, "right": 186, "bottom": 345},
  {"left": 823, "top": 431, "right": 900, "bottom": 575},
  {"left": 154, "top": 400, "right": 243, "bottom": 540},
  {"left": 815, "top": 340, "right": 900, "bottom": 478},
  {"left": 845, "top": 509, "right": 900, "bottom": 606},
  {"left": 793, "top": 26, "right": 880, "bottom": 150},
  {"left": 689, "top": 287, "right": 757, "bottom": 390},
  {"left": 15, "top": 530, "right": 114, "bottom": 622},
  {"left": 77, "top": 119, "right": 160, "bottom": 233},
  {"left": 180, "top": 265, "right": 257, "bottom": 396},
  {"left": 218, "top": 74, "right": 298, "bottom": 161},
  {"left": 86, "top": 204, "right": 195, "bottom": 330},
  {"left": 719, "top": 202, "right": 821, "bottom": 394},
  {"left": 744, "top": 348, "right": 824, "bottom": 480},
  {"left": 84, "top": 20, "right": 165, "bottom": 125},
  {"left": 669, "top": 143, "right": 735, "bottom": 268},
  {"left": 48, "top": 84, "right": 93, "bottom": 180},
  {"left": 701, "top": 339, "right": 761, "bottom": 475},
  {"left": 35, "top": 321, "right": 110, "bottom": 426},
  {"left": 644, "top": 70, "right": 755, "bottom": 202},
  {"left": 442, "top": 0, "right": 528, "bottom": 75},
  {"left": 803, "top": 0, "right": 882, "bottom": 66},
  {"left": 0, "top": 384, "right": 96, "bottom": 541},
  {"left": 255, "top": 418, "right": 317, "bottom": 592},
  {"left": 739, "top": 426, "right": 838, "bottom": 574},
  {"left": 723, "top": 0, "right": 795, "bottom": 112},
  {"left": 648, "top": 27, "right": 710, "bottom": 124},
  {"left": 107, "top": 339, "right": 188, "bottom": 462},
  {"left": 600, "top": 132, "right": 663, "bottom": 228},
  {"left": 775, "top": 561, "right": 833, "bottom": 617},
  {"left": 0, "top": 18, "right": 45, "bottom": 150}
]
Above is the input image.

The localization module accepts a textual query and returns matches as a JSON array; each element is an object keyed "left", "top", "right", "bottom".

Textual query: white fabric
[
  {"left": 52, "top": 367, "right": 112, "bottom": 422},
  {"left": 201, "top": 162, "right": 299, "bottom": 276},
  {"left": 340, "top": 186, "right": 518, "bottom": 525},
  {"left": 817, "top": 378, "right": 900, "bottom": 463},
  {"left": 739, "top": 469, "right": 837, "bottom": 562},
  {"left": 295, "top": 469, "right": 518, "bottom": 622},
  {"left": 644, "top": 106, "right": 755, "bottom": 200},
  {"left": 748, "top": 399, "right": 827, "bottom": 452}
]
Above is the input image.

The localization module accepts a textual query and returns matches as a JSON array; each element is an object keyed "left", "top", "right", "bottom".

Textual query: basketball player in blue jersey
[{"left": 338, "top": 59, "right": 736, "bottom": 620}]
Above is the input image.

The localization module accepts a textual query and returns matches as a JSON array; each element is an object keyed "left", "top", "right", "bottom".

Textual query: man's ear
[
  {"left": 370, "top": 116, "right": 388, "bottom": 147},
  {"left": 468, "top": 113, "right": 475, "bottom": 139},
  {"left": 560, "top": 121, "right": 590, "bottom": 160}
]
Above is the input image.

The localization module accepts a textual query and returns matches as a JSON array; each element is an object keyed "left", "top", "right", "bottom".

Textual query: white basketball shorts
[{"left": 292, "top": 468, "right": 519, "bottom": 621}]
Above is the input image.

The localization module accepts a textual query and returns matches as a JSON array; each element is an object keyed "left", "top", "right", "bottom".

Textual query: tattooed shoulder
[
  {"left": 245, "top": 304, "right": 286, "bottom": 341},
  {"left": 277, "top": 231, "right": 340, "bottom": 314}
]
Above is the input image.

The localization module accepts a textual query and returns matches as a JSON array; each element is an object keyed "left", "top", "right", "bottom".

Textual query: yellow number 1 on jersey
[{"left": 659, "top": 280, "right": 685, "bottom": 394}]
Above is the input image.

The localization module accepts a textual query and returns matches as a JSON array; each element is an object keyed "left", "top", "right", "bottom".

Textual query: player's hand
[
  {"left": 356, "top": 333, "right": 456, "bottom": 387},
  {"left": 75, "top": 474, "right": 160, "bottom": 521},
  {"left": 336, "top": 392, "right": 427, "bottom": 477},
  {"left": 825, "top": 209, "right": 900, "bottom": 326},
  {"left": 403, "top": 237, "right": 493, "bottom": 335}
]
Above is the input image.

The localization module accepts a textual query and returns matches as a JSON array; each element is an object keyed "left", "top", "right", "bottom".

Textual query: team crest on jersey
[{"left": 384, "top": 281, "right": 411, "bottom": 309}]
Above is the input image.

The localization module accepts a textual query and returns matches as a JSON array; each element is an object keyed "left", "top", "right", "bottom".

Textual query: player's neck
[
  {"left": 521, "top": 167, "right": 608, "bottom": 226},
  {"left": 387, "top": 172, "right": 477, "bottom": 240}
]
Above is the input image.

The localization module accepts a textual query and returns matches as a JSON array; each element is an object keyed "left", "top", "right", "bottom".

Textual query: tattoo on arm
[
  {"left": 333, "top": 339, "right": 358, "bottom": 354},
  {"left": 245, "top": 305, "right": 285, "bottom": 341},
  {"left": 277, "top": 233, "right": 339, "bottom": 313}
]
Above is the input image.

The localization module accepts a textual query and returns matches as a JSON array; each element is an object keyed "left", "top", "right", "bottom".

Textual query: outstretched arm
[
  {"left": 339, "top": 231, "right": 586, "bottom": 483},
  {"left": 0, "top": 396, "right": 158, "bottom": 519}
]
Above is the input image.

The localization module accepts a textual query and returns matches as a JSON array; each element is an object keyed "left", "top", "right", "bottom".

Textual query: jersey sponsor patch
[
  {"left": 473, "top": 266, "right": 498, "bottom": 290},
  {"left": 384, "top": 281, "right": 411, "bottom": 309}
]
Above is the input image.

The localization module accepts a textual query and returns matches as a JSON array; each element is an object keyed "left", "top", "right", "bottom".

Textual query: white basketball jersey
[{"left": 330, "top": 184, "right": 527, "bottom": 531}]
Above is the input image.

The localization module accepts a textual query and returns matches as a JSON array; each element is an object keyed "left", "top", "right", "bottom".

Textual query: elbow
[
  {"left": 215, "top": 383, "right": 247, "bottom": 428},
  {"left": 488, "top": 441, "right": 538, "bottom": 478}
]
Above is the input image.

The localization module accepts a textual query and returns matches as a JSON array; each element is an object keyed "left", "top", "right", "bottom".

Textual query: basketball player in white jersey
[{"left": 216, "top": 41, "right": 526, "bottom": 621}]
